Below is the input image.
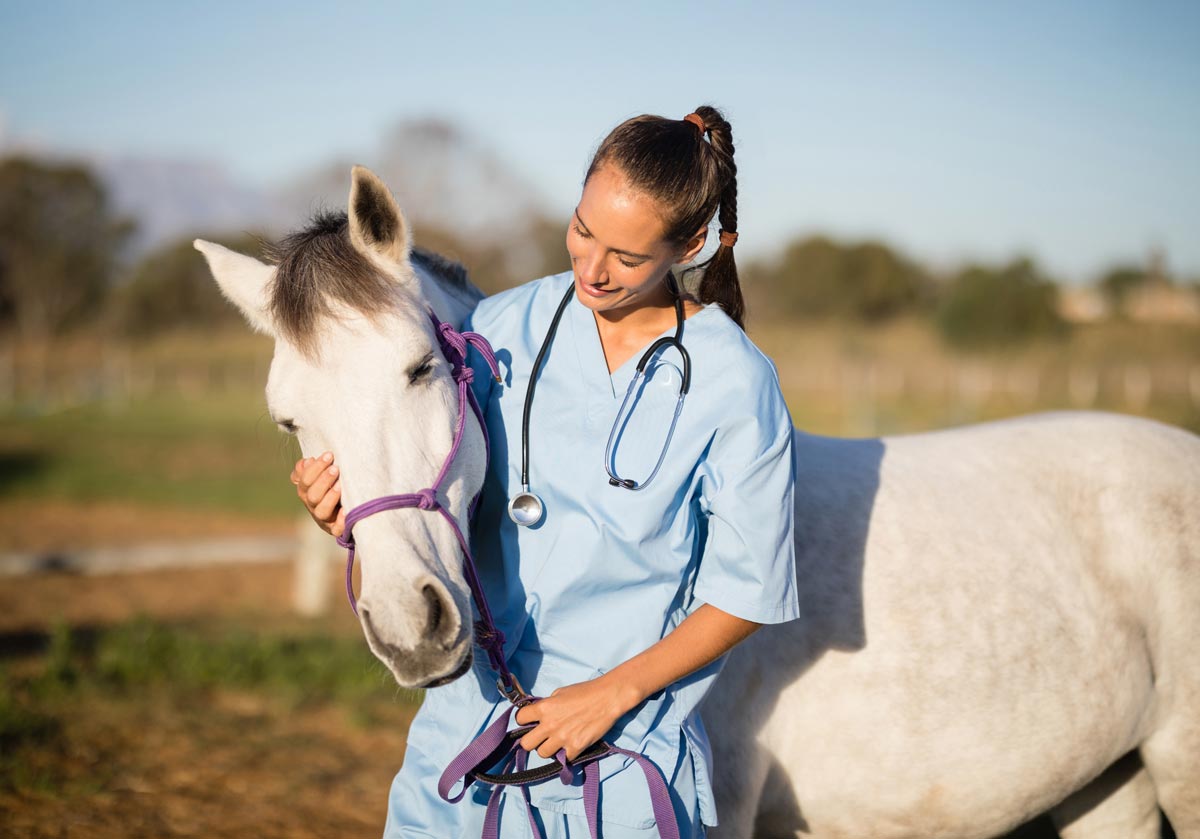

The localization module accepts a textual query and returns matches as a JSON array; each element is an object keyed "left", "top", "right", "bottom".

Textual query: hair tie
[
  {"left": 718, "top": 229, "right": 738, "bottom": 248},
  {"left": 683, "top": 113, "right": 706, "bottom": 134}
]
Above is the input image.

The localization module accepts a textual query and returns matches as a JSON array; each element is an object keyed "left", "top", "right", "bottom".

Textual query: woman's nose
[{"left": 575, "top": 245, "right": 606, "bottom": 285}]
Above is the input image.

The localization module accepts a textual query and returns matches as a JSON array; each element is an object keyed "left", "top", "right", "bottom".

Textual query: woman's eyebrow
[{"left": 574, "top": 209, "right": 653, "bottom": 260}]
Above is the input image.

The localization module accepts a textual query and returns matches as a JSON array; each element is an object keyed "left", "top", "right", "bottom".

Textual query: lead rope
[{"left": 335, "top": 309, "right": 680, "bottom": 839}]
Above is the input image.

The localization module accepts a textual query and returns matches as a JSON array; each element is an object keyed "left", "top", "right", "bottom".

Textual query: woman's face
[{"left": 566, "top": 164, "right": 705, "bottom": 317}]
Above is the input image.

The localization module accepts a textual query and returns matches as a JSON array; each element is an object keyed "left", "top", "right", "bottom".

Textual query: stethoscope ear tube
[
  {"left": 634, "top": 336, "right": 692, "bottom": 395},
  {"left": 604, "top": 379, "right": 687, "bottom": 492}
]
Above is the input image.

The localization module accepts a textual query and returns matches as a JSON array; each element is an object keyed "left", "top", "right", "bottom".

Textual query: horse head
[{"left": 195, "top": 166, "right": 484, "bottom": 689}]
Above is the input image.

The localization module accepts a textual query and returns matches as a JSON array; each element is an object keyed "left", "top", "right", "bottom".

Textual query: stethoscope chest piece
[{"left": 508, "top": 486, "right": 545, "bottom": 527}]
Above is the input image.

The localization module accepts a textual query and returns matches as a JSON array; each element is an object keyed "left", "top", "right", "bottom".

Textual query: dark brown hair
[{"left": 585, "top": 105, "right": 743, "bottom": 328}]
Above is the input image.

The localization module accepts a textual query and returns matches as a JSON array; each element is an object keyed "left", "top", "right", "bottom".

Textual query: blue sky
[{"left": 2, "top": 0, "right": 1197, "bottom": 281}]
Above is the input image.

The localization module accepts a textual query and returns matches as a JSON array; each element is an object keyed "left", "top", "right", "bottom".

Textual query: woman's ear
[{"left": 676, "top": 226, "right": 709, "bottom": 265}]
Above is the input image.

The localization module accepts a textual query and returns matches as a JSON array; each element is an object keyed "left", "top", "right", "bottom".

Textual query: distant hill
[
  {"left": 96, "top": 155, "right": 286, "bottom": 254},
  {"left": 77, "top": 118, "right": 552, "bottom": 260},
  {"left": 277, "top": 118, "right": 550, "bottom": 241}
]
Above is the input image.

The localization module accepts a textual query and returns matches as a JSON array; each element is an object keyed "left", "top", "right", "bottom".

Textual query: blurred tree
[
  {"left": 935, "top": 257, "right": 1067, "bottom": 349},
  {"left": 0, "top": 157, "right": 133, "bottom": 339},
  {"left": 116, "top": 214, "right": 571, "bottom": 340},
  {"left": 1097, "top": 265, "right": 1149, "bottom": 318},
  {"left": 520, "top": 214, "right": 571, "bottom": 285},
  {"left": 412, "top": 213, "right": 569, "bottom": 296},
  {"left": 411, "top": 225, "right": 513, "bottom": 296},
  {"left": 111, "top": 232, "right": 268, "bottom": 336},
  {"left": 744, "top": 235, "right": 931, "bottom": 322}
]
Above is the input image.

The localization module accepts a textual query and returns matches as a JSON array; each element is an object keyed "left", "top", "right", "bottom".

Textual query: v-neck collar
[{"left": 566, "top": 288, "right": 712, "bottom": 400}]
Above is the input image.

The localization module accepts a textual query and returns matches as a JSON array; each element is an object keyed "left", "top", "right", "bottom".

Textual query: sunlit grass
[{"left": 0, "top": 394, "right": 300, "bottom": 514}]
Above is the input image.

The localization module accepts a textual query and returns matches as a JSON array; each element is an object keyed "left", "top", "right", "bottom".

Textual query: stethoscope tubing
[
  {"left": 519, "top": 283, "right": 575, "bottom": 489},
  {"left": 510, "top": 274, "right": 691, "bottom": 525}
]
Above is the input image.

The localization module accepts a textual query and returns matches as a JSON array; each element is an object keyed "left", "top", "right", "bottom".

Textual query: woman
[{"left": 291, "top": 106, "right": 799, "bottom": 838}]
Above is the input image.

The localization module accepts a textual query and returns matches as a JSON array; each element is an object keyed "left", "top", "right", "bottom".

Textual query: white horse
[{"left": 197, "top": 166, "right": 1199, "bottom": 839}]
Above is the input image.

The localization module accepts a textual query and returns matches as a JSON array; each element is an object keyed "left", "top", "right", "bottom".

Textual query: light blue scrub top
[{"left": 387, "top": 270, "right": 800, "bottom": 836}]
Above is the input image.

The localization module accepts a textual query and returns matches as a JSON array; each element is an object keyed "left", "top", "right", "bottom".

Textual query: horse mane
[{"left": 263, "top": 210, "right": 477, "bottom": 357}]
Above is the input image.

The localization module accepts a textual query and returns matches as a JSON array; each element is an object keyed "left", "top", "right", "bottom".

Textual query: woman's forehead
[{"left": 577, "top": 165, "right": 669, "bottom": 253}]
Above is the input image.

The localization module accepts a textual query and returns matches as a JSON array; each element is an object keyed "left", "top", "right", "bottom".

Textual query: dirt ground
[
  {"left": 0, "top": 499, "right": 298, "bottom": 554},
  {"left": 0, "top": 557, "right": 412, "bottom": 839},
  {"left": 0, "top": 526, "right": 1151, "bottom": 839},
  {"left": 0, "top": 688, "right": 412, "bottom": 839},
  {"left": 0, "top": 559, "right": 339, "bottom": 636}
]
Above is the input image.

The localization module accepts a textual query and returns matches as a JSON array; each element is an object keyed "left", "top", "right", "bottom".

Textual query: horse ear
[
  {"left": 348, "top": 165, "right": 412, "bottom": 267},
  {"left": 193, "top": 239, "right": 276, "bottom": 336}
]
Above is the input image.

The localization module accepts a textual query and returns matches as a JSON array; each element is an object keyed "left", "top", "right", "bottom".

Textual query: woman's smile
[{"left": 577, "top": 277, "right": 620, "bottom": 298}]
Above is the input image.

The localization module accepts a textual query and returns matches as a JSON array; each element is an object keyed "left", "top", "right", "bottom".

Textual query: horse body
[
  {"left": 706, "top": 413, "right": 1199, "bottom": 838},
  {"left": 197, "top": 167, "right": 1200, "bottom": 837}
]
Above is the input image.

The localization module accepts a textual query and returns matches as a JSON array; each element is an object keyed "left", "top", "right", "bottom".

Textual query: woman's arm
[{"left": 515, "top": 603, "right": 760, "bottom": 760}]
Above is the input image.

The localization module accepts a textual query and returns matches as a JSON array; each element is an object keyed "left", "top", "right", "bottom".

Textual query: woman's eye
[
  {"left": 572, "top": 223, "right": 591, "bottom": 239},
  {"left": 618, "top": 257, "right": 642, "bottom": 269}
]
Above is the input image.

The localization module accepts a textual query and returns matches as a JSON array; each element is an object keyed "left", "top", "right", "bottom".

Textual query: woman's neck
[{"left": 591, "top": 278, "right": 703, "bottom": 374}]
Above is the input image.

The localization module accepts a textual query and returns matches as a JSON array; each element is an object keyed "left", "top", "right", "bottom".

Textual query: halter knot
[
  {"left": 473, "top": 619, "right": 505, "bottom": 650},
  {"left": 455, "top": 365, "right": 475, "bottom": 385},
  {"left": 437, "top": 321, "right": 468, "bottom": 363},
  {"left": 415, "top": 488, "right": 440, "bottom": 510}
]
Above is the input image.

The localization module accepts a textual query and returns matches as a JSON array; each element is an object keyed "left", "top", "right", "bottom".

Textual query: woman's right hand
[{"left": 290, "top": 452, "right": 345, "bottom": 538}]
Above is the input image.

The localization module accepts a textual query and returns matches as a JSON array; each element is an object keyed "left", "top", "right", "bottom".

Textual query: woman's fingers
[
  {"left": 300, "top": 452, "right": 334, "bottom": 485},
  {"left": 312, "top": 479, "right": 342, "bottom": 522},
  {"left": 305, "top": 464, "right": 339, "bottom": 508},
  {"left": 515, "top": 702, "right": 567, "bottom": 758},
  {"left": 518, "top": 723, "right": 551, "bottom": 756},
  {"left": 289, "top": 454, "right": 345, "bottom": 537}
]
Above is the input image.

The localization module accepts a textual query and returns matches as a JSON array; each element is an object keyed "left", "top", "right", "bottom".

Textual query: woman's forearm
[
  {"left": 513, "top": 603, "right": 762, "bottom": 759},
  {"left": 601, "top": 602, "right": 761, "bottom": 712}
]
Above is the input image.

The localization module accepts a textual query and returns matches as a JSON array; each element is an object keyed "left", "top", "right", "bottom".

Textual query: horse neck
[{"left": 411, "top": 260, "right": 481, "bottom": 329}]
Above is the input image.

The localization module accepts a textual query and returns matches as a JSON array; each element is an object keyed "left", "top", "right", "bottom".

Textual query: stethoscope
[{"left": 507, "top": 275, "right": 692, "bottom": 527}]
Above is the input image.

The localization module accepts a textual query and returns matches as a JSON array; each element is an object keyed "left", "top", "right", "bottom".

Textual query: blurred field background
[{"left": 1, "top": 2, "right": 1197, "bottom": 837}]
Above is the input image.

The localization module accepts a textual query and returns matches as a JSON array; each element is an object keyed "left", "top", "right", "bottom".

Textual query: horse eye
[
  {"left": 278, "top": 419, "right": 298, "bottom": 435},
  {"left": 408, "top": 356, "right": 435, "bottom": 384}
]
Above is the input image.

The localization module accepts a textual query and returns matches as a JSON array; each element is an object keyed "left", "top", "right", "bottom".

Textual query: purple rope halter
[
  {"left": 335, "top": 310, "right": 516, "bottom": 693},
  {"left": 333, "top": 309, "right": 681, "bottom": 839}
]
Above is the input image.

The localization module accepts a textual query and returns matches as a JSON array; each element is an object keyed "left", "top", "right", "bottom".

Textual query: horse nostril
[{"left": 422, "top": 584, "right": 444, "bottom": 639}]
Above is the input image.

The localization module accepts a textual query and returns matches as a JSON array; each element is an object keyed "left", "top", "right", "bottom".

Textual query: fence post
[{"left": 293, "top": 515, "right": 333, "bottom": 616}]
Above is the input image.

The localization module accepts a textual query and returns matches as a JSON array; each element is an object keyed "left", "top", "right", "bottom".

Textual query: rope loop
[
  {"left": 473, "top": 619, "right": 506, "bottom": 650},
  {"left": 437, "top": 320, "right": 468, "bottom": 361},
  {"left": 415, "top": 488, "right": 440, "bottom": 510}
]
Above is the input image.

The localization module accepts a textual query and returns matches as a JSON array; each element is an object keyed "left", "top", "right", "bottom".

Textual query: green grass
[
  {"left": 0, "top": 394, "right": 301, "bottom": 514},
  {"left": 5, "top": 615, "right": 417, "bottom": 708}
]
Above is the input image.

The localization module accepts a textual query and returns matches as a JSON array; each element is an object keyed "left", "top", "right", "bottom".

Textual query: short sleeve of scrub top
[{"left": 691, "top": 372, "right": 798, "bottom": 625}]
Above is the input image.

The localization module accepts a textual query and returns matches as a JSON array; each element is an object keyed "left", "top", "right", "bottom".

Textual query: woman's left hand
[{"left": 514, "top": 674, "right": 639, "bottom": 761}]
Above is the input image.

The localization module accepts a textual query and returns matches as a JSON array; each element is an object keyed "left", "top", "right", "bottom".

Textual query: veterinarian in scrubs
[{"left": 294, "top": 106, "right": 800, "bottom": 838}]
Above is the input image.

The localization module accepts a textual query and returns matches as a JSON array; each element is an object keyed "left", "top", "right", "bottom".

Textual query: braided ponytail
[
  {"left": 586, "top": 104, "right": 747, "bottom": 329},
  {"left": 690, "top": 106, "right": 744, "bottom": 329}
]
